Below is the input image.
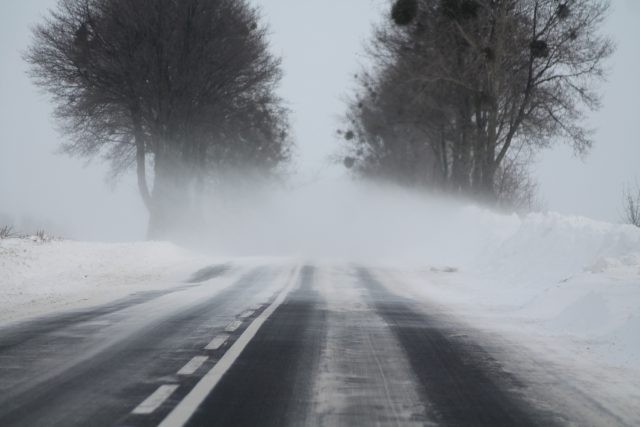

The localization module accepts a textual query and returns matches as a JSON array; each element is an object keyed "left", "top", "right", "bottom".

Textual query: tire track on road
[{"left": 358, "top": 267, "right": 561, "bottom": 427}]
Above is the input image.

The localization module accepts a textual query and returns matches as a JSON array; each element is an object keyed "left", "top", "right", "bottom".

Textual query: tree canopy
[
  {"left": 342, "top": 0, "right": 613, "bottom": 207},
  {"left": 27, "top": 0, "right": 292, "bottom": 237}
]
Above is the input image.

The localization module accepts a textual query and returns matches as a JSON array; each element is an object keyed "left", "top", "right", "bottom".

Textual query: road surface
[{"left": 0, "top": 264, "right": 632, "bottom": 426}]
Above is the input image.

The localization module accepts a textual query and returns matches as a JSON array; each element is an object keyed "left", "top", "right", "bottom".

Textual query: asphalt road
[{"left": 0, "top": 264, "right": 630, "bottom": 426}]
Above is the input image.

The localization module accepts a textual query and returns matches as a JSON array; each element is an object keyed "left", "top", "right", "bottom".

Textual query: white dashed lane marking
[
  {"left": 132, "top": 385, "right": 179, "bottom": 415},
  {"left": 225, "top": 320, "right": 243, "bottom": 332},
  {"left": 177, "top": 356, "right": 209, "bottom": 376},
  {"left": 239, "top": 310, "right": 255, "bottom": 319},
  {"left": 158, "top": 268, "right": 300, "bottom": 427},
  {"left": 205, "top": 334, "right": 229, "bottom": 351}
]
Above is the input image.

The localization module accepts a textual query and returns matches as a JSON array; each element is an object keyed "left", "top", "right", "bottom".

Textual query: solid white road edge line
[
  {"left": 157, "top": 267, "right": 301, "bottom": 427},
  {"left": 204, "top": 334, "right": 229, "bottom": 351},
  {"left": 177, "top": 356, "right": 209, "bottom": 376},
  {"left": 132, "top": 385, "right": 180, "bottom": 415}
]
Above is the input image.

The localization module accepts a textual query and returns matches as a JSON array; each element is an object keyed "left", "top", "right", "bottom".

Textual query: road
[{"left": 0, "top": 264, "right": 631, "bottom": 426}]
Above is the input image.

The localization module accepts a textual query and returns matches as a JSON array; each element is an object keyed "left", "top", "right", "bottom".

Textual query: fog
[
  {"left": 173, "top": 179, "right": 504, "bottom": 264},
  {"left": 0, "top": 0, "right": 639, "bottom": 247}
]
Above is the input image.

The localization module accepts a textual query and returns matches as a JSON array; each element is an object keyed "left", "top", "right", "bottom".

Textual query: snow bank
[
  {"left": 476, "top": 211, "right": 640, "bottom": 283},
  {"left": 384, "top": 208, "right": 640, "bottom": 373},
  {"left": 0, "top": 239, "right": 210, "bottom": 325},
  {"left": 473, "top": 211, "right": 640, "bottom": 370}
]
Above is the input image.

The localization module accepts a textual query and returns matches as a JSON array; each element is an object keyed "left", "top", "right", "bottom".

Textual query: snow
[
  {"left": 311, "top": 265, "right": 431, "bottom": 425},
  {"left": 433, "top": 211, "right": 639, "bottom": 369},
  {"left": 373, "top": 208, "right": 640, "bottom": 420},
  {"left": 368, "top": 208, "right": 640, "bottom": 365},
  {"left": 1, "top": 194, "right": 639, "bottom": 414},
  {"left": 2, "top": 205, "right": 639, "bottom": 368},
  {"left": 0, "top": 239, "right": 211, "bottom": 325}
]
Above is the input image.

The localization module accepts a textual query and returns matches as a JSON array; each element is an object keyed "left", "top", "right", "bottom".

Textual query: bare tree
[
  {"left": 623, "top": 183, "right": 640, "bottom": 227},
  {"left": 26, "top": 0, "right": 290, "bottom": 238},
  {"left": 343, "top": 66, "right": 447, "bottom": 188},
  {"left": 342, "top": 0, "right": 613, "bottom": 204},
  {"left": 494, "top": 148, "right": 540, "bottom": 211}
]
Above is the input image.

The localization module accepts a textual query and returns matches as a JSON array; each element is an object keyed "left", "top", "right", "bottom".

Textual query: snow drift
[
  {"left": 1, "top": 179, "right": 639, "bottom": 373},
  {"left": 0, "top": 240, "right": 210, "bottom": 325},
  {"left": 194, "top": 178, "right": 640, "bottom": 276}
]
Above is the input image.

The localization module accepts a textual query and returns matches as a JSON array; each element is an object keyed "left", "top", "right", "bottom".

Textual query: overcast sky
[{"left": 0, "top": 0, "right": 638, "bottom": 240}]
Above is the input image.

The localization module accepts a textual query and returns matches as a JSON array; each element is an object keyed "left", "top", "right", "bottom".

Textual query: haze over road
[{"left": 0, "top": 264, "right": 634, "bottom": 426}]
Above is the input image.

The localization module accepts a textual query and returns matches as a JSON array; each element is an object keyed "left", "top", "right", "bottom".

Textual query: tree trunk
[
  {"left": 132, "top": 108, "right": 152, "bottom": 213},
  {"left": 146, "top": 145, "right": 194, "bottom": 240},
  {"left": 481, "top": 97, "right": 499, "bottom": 199},
  {"left": 451, "top": 101, "right": 472, "bottom": 193}
]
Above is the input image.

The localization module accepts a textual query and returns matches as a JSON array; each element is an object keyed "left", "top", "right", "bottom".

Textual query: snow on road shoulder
[
  {"left": 378, "top": 210, "right": 640, "bottom": 373},
  {"left": 476, "top": 211, "right": 640, "bottom": 285},
  {"left": 369, "top": 210, "right": 640, "bottom": 423},
  {"left": 0, "top": 239, "right": 213, "bottom": 326}
]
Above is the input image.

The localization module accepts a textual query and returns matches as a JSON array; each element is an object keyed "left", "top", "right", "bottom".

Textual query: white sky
[{"left": 0, "top": 0, "right": 638, "bottom": 240}]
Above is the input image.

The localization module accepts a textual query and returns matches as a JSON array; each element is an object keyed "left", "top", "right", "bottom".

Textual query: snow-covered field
[
  {"left": 1, "top": 199, "right": 639, "bottom": 396},
  {"left": 0, "top": 239, "right": 211, "bottom": 325}
]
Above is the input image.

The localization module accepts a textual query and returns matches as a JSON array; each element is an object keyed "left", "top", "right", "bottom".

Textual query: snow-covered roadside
[
  {"left": 0, "top": 239, "right": 213, "bottom": 326},
  {"left": 376, "top": 210, "right": 640, "bottom": 413}
]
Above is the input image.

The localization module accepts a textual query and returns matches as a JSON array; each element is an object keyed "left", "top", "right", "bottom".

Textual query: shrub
[
  {"left": 0, "top": 225, "right": 15, "bottom": 239},
  {"left": 623, "top": 185, "right": 640, "bottom": 227}
]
